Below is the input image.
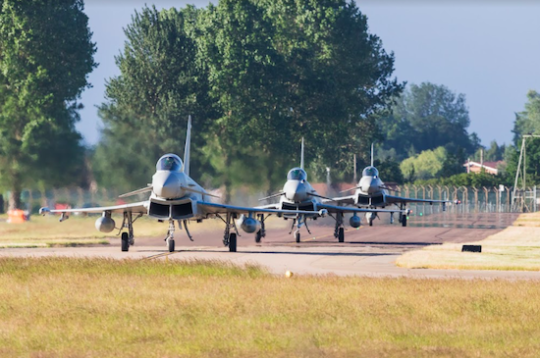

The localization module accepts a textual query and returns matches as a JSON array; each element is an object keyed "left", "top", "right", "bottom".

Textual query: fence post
[
  {"left": 472, "top": 187, "right": 478, "bottom": 213},
  {"left": 505, "top": 187, "right": 511, "bottom": 212}
]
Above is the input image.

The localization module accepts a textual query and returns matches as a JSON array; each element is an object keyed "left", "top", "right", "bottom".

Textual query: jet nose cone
[
  {"left": 153, "top": 172, "right": 182, "bottom": 199},
  {"left": 285, "top": 181, "right": 308, "bottom": 202}
]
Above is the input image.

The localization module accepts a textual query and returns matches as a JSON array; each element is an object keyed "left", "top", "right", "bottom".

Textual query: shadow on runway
[
  {"left": 346, "top": 241, "right": 442, "bottom": 246},
  {"left": 138, "top": 249, "right": 397, "bottom": 258}
]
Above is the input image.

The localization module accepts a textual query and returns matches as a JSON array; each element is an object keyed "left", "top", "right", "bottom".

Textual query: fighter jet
[
  {"left": 256, "top": 139, "right": 406, "bottom": 243},
  {"left": 40, "top": 117, "right": 324, "bottom": 253},
  {"left": 330, "top": 144, "right": 450, "bottom": 227}
]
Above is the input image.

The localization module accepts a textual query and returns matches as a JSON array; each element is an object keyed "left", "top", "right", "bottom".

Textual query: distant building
[{"left": 463, "top": 160, "right": 502, "bottom": 175}]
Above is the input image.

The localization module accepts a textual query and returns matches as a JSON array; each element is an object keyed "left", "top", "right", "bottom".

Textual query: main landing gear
[
  {"left": 397, "top": 204, "right": 408, "bottom": 227},
  {"left": 332, "top": 212, "right": 345, "bottom": 243},
  {"left": 219, "top": 213, "right": 238, "bottom": 252},
  {"left": 120, "top": 211, "right": 138, "bottom": 252},
  {"left": 255, "top": 214, "right": 267, "bottom": 244}
]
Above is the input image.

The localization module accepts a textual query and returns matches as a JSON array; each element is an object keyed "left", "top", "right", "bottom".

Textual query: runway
[{"left": 2, "top": 213, "right": 538, "bottom": 279}]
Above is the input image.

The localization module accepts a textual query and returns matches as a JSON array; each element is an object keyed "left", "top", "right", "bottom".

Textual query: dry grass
[
  {"left": 0, "top": 214, "right": 288, "bottom": 248},
  {"left": 397, "top": 214, "right": 540, "bottom": 271},
  {"left": 1, "top": 257, "right": 540, "bottom": 357}
]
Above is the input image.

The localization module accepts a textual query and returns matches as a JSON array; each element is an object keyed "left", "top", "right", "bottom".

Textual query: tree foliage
[
  {"left": 95, "top": 1, "right": 403, "bottom": 195},
  {"left": 512, "top": 90, "right": 540, "bottom": 145},
  {"left": 400, "top": 147, "right": 448, "bottom": 182},
  {"left": 504, "top": 91, "right": 540, "bottom": 186},
  {"left": 0, "top": 0, "right": 96, "bottom": 208},
  {"left": 378, "top": 83, "right": 479, "bottom": 163},
  {"left": 414, "top": 172, "right": 507, "bottom": 188},
  {"left": 94, "top": 6, "right": 217, "bottom": 190}
]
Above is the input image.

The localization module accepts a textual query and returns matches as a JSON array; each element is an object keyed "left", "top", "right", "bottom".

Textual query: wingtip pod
[
  {"left": 183, "top": 115, "right": 192, "bottom": 176},
  {"left": 39, "top": 207, "right": 51, "bottom": 216}
]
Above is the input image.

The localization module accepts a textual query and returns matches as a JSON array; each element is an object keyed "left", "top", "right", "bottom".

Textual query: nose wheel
[
  {"left": 165, "top": 219, "right": 175, "bottom": 252},
  {"left": 295, "top": 230, "right": 301, "bottom": 243}
]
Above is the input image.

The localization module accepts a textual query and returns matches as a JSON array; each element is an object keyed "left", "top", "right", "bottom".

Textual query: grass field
[
  {"left": 0, "top": 214, "right": 288, "bottom": 248},
  {"left": 0, "top": 257, "right": 539, "bottom": 357},
  {"left": 397, "top": 213, "right": 540, "bottom": 271}
]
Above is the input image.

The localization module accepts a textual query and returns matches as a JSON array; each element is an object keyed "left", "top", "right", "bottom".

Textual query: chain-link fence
[{"left": 3, "top": 185, "right": 539, "bottom": 215}]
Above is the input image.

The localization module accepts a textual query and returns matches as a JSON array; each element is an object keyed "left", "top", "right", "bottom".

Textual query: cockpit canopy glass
[
  {"left": 156, "top": 154, "right": 183, "bottom": 172},
  {"left": 362, "top": 166, "right": 379, "bottom": 178},
  {"left": 287, "top": 167, "right": 307, "bottom": 181}
]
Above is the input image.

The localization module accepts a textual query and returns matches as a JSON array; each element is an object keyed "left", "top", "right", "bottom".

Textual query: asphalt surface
[{"left": 2, "top": 213, "right": 539, "bottom": 279}]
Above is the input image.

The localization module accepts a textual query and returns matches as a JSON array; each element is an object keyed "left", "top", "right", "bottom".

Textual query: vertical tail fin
[
  {"left": 370, "top": 142, "right": 374, "bottom": 167},
  {"left": 183, "top": 115, "right": 192, "bottom": 176},
  {"left": 300, "top": 137, "right": 305, "bottom": 169}
]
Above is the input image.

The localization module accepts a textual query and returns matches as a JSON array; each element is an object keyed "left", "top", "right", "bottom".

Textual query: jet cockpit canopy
[
  {"left": 156, "top": 154, "right": 183, "bottom": 172},
  {"left": 362, "top": 166, "right": 379, "bottom": 178},
  {"left": 287, "top": 167, "right": 307, "bottom": 181}
]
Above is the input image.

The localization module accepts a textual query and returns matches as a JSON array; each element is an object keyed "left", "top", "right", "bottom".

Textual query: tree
[
  {"left": 471, "top": 140, "right": 506, "bottom": 162},
  {"left": 379, "top": 82, "right": 479, "bottom": 162},
  {"left": 400, "top": 147, "right": 448, "bottom": 181},
  {"left": 197, "top": 0, "right": 403, "bottom": 190},
  {"left": 504, "top": 90, "right": 540, "bottom": 186},
  {"left": 512, "top": 90, "right": 540, "bottom": 144},
  {"left": 95, "top": 6, "right": 217, "bottom": 191},
  {"left": 0, "top": 0, "right": 96, "bottom": 209}
]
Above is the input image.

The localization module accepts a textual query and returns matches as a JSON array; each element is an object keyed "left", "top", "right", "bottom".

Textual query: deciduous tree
[{"left": 0, "top": 0, "right": 96, "bottom": 209}]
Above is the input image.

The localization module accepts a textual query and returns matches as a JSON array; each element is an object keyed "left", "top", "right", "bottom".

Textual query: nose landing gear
[{"left": 165, "top": 219, "right": 175, "bottom": 252}]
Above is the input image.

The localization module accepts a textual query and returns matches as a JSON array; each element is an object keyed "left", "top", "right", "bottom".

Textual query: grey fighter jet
[
  {"left": 330, "top": 144, "right": 451, "bottom": 227},
  {"left": 40, "top": 117, "right": 323, "bottom": 253},
  {"left": 257, "top": 139, "right": 406, "bottom": 243}
]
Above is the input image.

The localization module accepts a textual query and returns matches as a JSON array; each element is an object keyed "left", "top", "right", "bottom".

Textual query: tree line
[{"left": 1, "top": 0, "right": 536, "bottom": 210}]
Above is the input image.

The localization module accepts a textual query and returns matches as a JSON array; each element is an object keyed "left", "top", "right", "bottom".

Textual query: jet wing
[
  {"left": 322, "top": 195, "right": 356, "bottom": 205},
  {"left": 317, "top": 203, "right": 405, "bottom": 215},
  {"left": 40, "top": 201, "right": 148, "bottom": 215},
  {"left": 254, "top": 203, "right": 280, "bottom": 210},
  {"left": 384, "top": 195, "right": 449, "bottom": 206},
  {"left": 198, "top": 201, "right": 320, "bottom": 216}
]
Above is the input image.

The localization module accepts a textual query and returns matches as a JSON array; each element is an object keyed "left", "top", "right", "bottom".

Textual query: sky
[{"left": 78, "top": 0, "right": 540, "bottom": 147}]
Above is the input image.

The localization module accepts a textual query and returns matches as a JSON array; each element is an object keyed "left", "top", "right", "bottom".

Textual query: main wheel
[
  {"left": 168, "top": 239, "right": 175, "bottom": 252},
  {"left": 229, "top": 233, "right": 237, "bottom": 252},
  {"left": 295, "top": 231, "right": 301, "bottom": 243},
  {"left": 255, "top": 230, "right": 262, "bottom": 243},
  {"left": 402, "top": 214, "right": 407, "bottom": 227},
  {"left": 338, "top": 227, "right": 345, "bottom": 243},
  {"left": 121, "top": 232, "right": 129, "bottom": 252}
]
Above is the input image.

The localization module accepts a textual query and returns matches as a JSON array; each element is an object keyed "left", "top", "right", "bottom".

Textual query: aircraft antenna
[
  {"left": 300, "top": 137, "right": 305, "bottom": 169},
  {"left": 184, "top": 115, "right": 192, "bottom": 176},
  {"left": 371, "top": 142, "right": 374, "bottom": 167}
]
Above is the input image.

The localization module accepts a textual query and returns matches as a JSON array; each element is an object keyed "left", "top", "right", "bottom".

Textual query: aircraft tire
[
  {"left": 369, "top": 219, "right": 373, "bottom": 227},
  {"left": 121, "top": 232, "right": 129, "bottom": 252},
  {"left": 295, "top": 232, "right": 301, "bottom": 243},
  {"left": 402, "top": 215, "right": 407, "bottom": 227},
  {"left": 255, "top": 230, "right": 262, "bottom": 243},
  {"left": 229, "top": 233, "right": 237, "bottom": 252},
  {"left": 338, "top": 227, "right": 345, "bottom": 243},
  {"left": 168, "top": 239, "right": 175, "bottom": 252}
]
